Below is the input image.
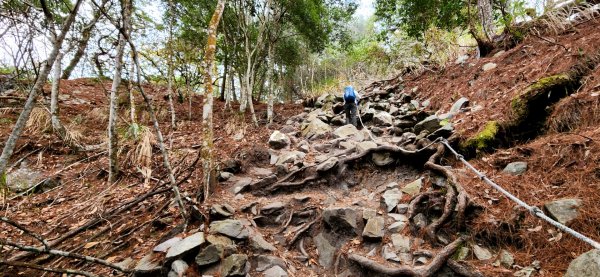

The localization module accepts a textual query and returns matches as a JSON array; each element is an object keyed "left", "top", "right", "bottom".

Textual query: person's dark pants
[{"left": 344, "top": 102, "right": 357, "bottom": 127}]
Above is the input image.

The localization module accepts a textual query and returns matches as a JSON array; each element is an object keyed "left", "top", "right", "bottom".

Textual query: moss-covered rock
[{"left": 460, "top": 121, "right": 501, "bottom": 153}]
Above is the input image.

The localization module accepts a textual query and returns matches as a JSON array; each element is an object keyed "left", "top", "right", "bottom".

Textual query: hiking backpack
[{"left": 344, "top": 86, "right": 356, "bottom": 102}]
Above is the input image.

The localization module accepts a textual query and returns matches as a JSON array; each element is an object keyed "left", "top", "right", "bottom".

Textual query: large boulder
[
  {"left": 373, "top": 111, "right": 393, "bottom": 127},
  {"left": 565, "top": 249, "right": 600, "bottom": 277},
  {"left": 333, "top": 124, "right": 360, "bottom": 139},
  {"left": 544, "top": 198, "right": 582, "bottom": 225},
  {"left": 301, "top": 118, "right": 332, "bottom": 140},
  {"left": 268, "top": 131, "right": 290, "bottom": 150},
  {"left": 414, "top": 115, "right": 441, "bottom": 134}
]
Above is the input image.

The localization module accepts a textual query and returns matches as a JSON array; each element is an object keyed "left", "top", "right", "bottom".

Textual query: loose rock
[
  {"left": 544, "top": 198, "right": 582, "bottom": 225},
  {"left": 362, "top": 216, "right": 384, "bottom": 240}
]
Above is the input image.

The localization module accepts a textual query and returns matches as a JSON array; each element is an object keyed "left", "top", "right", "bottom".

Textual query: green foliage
[{"left": 375, "top": 0, "right": 467, "bottom": 39}]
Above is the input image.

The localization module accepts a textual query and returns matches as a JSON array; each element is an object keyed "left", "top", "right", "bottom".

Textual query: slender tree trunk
[
  {"left": 220, "top": 54, "right": 228, "bottom": 101},
  {"left": 127, "top": 56, "right": 136, "bottom": 124},
  {"left": 200, "top": 0, "right": 226, "bottom": 201},
  {"left": 231, "top": 70, "right": 237, "bottom": 103},
  {"left": 266, "top": 45, "right": 275, "bottom": 123},
  {"left": 61, "top": 0, "right": 107, "bottom": 80},
  {"left": 0, "top": 0, "right": 83, "bottom": 181},
  {"left": 187, "top": 78, "right": 192, "bottom": 120},
  {"left": 166, "top": 0, "right": 177, "bottom": 129},
  {"left": 107, "top": 0, "right": 131, "bottom": 183},
  {"left": 51, "top": 53, "right": 63, "bottom": 131}
]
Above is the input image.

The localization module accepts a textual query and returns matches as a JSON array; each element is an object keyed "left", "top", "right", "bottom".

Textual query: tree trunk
[
  {"left": 127, "top": 55, "right": 136, "bottom": 124},
  {"left": 266, "top": 45, "right": 275, "bottom": 124},
  {"left": 477, "top": 0, "right": 495, "bottom": 40},
  {"left": 220, "top": 53, "right": 228, "bottom": 101},
  {"left": 166, "top": 0, "right": 177, "bottom": 129},
  {"left": 200, "top": 0, "right": 226, "bottom": 201},
  {"left": 51, "top": 53, "right": 63, "bottom": 131},
  {"left": 0, "top": 0, "right": 83, "bottom": 180},
  {"left": 61, "top": 0, "right": 107, "bottom": 80},
  {"left": 107, "top": 0, "right": 131, "bottom": 183},
  {"left": 187, "top": 78, "right": 192, "bottom": 120}
]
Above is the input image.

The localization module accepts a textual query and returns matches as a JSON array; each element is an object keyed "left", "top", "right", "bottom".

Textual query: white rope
[{"left": 440, "top": 139, "right": 600, "bottom": 250}]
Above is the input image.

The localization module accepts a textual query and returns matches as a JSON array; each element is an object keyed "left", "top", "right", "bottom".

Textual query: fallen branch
[
  {"left": 348, "top": 236, "right": 465, "bottom": 276},
  {"left": 1, "top": 239, "right": 131, "bottom": 273},
  {"left": 0, "top": 216, "right": 49, "bottom": 250},
  {"left": 0, "top": 260, "right": 99, "bottom": 277}
]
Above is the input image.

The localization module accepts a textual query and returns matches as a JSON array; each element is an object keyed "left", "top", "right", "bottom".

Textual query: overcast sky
[{"left": 356, "top": 0, "right": 375, "bottom": 19}]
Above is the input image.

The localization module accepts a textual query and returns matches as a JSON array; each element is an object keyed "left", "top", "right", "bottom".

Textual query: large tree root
[
  {"left": 348, "top": 236, "right": 465, "bottom": 277},
  {"left": 251, "top": 144, "right": 435, "bottom": 195}
]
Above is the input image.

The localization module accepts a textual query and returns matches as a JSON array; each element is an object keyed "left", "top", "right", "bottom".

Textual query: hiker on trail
[{"left": 343, "top": 85, "right": 360, "bottom": 127}]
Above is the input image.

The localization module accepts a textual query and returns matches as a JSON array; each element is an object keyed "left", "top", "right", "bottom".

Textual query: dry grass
[
  {"left": 87, "top": 107, "right": 108, "bottom": 124},
  {"left": 536, "top": 3, "right": 600, "bottom": 36},
  {"left": 25, "top": 107, "right": 50, "bottom": 133}
]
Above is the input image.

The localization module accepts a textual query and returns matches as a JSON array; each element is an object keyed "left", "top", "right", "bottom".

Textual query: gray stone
[
  {"left": 263, "top": 266, "right": 288, "bottom": 277},
  {"left": 413, "top": 213, "right": 428, "bottom": 228},
  {"left": 401, "top": 178, "right": 422, "bottom": 196},
  {"left": 195, "top": 243, "right": 236, "bottom": 266},
  {"left": 482, "top": 62, "right": 497, "bottom": 71},
  {"left": 323, "top": 207, "right": 360, "bottom": 235},
  {"left": 6, "top": 167, "right": 43, "bottom": 192},
  {"left": 134, "top": 253, "right": 164, "bottom": 275},
  {"left": 414, "top": 115, "right": 441, "bottom": 134},
  {"left": 473, "top": 245, "right": 493, "bottom": 260},
  {"left": 211, "top": 204, "right": 233, "bottom": 218},
  {"left": 209, "top": 220, "right": 249, "bottom": 239},
  {"left": 250, "top": 167, "right": 274, "bottom": 177},
  {"left": 171, "top": 260, "right": 188, "bottom": 277},
  {"left": 314, "top": 233, "right": 336, "bottom": 268},
  {"left": 357, "top": 141, "right": 377, "bottom": 153},
  {"left": 261, "top": 202, "right": 285, "bottom": 215},
  {"left": 388, "top": 221, "right": 407, "bottom": 233},
  {"left": 269, "top": 131, "right": 290, "bottom": 149},
  {"left": 396, "top": 204, "right": 409, "bottom": 214},
  {"left": 450, "top": 97, "right": 469, "bottom": 114},
  {"left": 544, "top": 198, "right": 582, "bottom": 225},
  {"left": 373, "top": 112, "right": 394, "bottom": 126},
  {"left": 381, "top": 188, "right": 403, "bottom": 212},
  {"left": 219, "top": 172, "right": 234, "bottom": 181},
  {"left": 565, "top": 249, "right": 600, "bottom": 277},
  {"left": 317, "top": 157, "right": 338, "bottom": 172},
  {"left": 333, "top": 124, "right": 360, "bottom": 139},
  {"left": 331, "top": 115, "right": 346, "bottom": 126},
  {"left": 339, "top": 141, "right": 356, "bottom": 150},
  {"left": 301, "top": 118, "right": 332, "bottom": 140},
  {"left": 415, "top": 256, "right": 429, "bottom": 265},
  {"left": 166, "top": 232, "right": 205, "bottom": 260},
  {"left": 153, "top": 237, "right": 182, "bottom": 253},
  {"left": 391, "top": 234, "right": 411, "bottom": 253},
  {"left": 221, "top": 254, "right": 248, "bottom": 276},
  {"left": 503, "top": 162, "right": 528, "bottom": 176},
  {"left": 255, "top": 255, "right": 287, "bottom": 272},
  {"left": 362, "top": 216, "right": 384, "bottom": 240},
  {"left": 383, "top": 245, "right": 400, "bottom": 262},
  {"left": 455, "top": 245, "right": 470, "bottom": 260},
  {"left": 428, "top": 124, "right": 454, "bottom": 139},
  {"left": 388, "top": 213, "right": 408, "bottom": 222},
  {"left": 362, "top": 209, "right": 377, "bottom": 220},
  {"left": 232, "top": 178, "right": 252, "bottom": 194},
  {"left": 275, "top": 151, "right": 305, "bottom": 166},
  {"left": 250, "top": 233, "right": 277, "bottom": 253},
  {"left": 496, "top": 249, "right": 514, "bottom": 268},
  {"left": 372, "top": 152, "right": 395, "bottom": 166}
]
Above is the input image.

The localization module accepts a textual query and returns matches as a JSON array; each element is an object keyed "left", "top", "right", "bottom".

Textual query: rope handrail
[{"left": 440, "top": 139, "right": 600, "bottom": 250}]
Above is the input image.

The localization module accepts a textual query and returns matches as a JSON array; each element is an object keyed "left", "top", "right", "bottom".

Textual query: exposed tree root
[
  {"left": 348, "top": 236, "right": 465, "bottom": 276},
  {"left": 447, "top": 260, "right": 485, "bottom": 277},
  {"left": 0, "top": 260, "right": 99, "bottom": 277},
  {"left": 251, "top": 144, "right": 435, "bottom": 195}
]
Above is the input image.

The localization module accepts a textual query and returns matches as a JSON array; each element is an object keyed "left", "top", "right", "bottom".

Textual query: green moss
[
  {"left": 511, "top": 73, "right": 572, "bottom": 121},
  {"left": 461, "top": 121, "right": 500, "bottom": 151}
]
